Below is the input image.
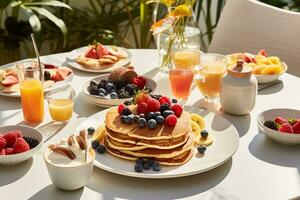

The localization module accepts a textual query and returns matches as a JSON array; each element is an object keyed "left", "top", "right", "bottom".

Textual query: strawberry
[
  {"left": 147, "top": 98, "right": 160, "bottom": 112},
  {"left": 288, "top": 118, "right": 298, "bottom": 126},
  {"left": 242, "top": 53, "right": 252, "bottom": 63},
  {"left": 171, "top": 104, "right": 183, "bottom": 117},
  {"left": 44, "top": 64, "right": 57, "bottom": 69},
  {"left": 165, "top": 114, "right": 177, "bottom": 126},
  {"left": 244, "top": 53, "right": 255, "bottom": 63},
  {"left": 5, "top": 148, "right": 14, "bottom": 155},
  {"left": 137, "top": 102, "right": 148, "bottom": 114},
  {"left": 118, "top": 104, "right": 126, "bottom": 115},
  {"left": 85, "top": 47, "right": 98, "bottom": 59},
  {"left": 1, "top": 75, "right": 18, "bottom": 87},
  {"left": 13, "top": 138, "right": 30, "bottom": 154},
  {"left": 0, "top": 137, "right": 6, "bottom": 150},
  {"left": 3, "top": 130, "right": 22, "bottom": 147},
  {"left": 134, "top": 91, "right": 151, "bottom": 105},
  {"left": 131, "top": 76, "right": 146, "bottom": 89},
  {"left": 0, "top": 149, "right": 5, "bottom": 155},
  {"left": 159, "top": 96, "right": 171, "bottom": 106},
  {"left": 278, "top": 123, "right": 293, "bottom": 134},
  {"left": 96, "top": 44, "right": 109, "bottom": 58},
  {"left": 274, "top": 116, "right": 287, "bottom": 125},
  {"left": 258, "top": 49, "right": 268, "bottom": 57},
  {"left": 292, "top": 121, "right": 300, "bottom": 134}
]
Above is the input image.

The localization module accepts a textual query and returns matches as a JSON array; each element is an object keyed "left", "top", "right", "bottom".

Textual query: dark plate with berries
[
  {"left": 82, "top": 74, "right": 156, "bottom": 107},
  {"left": 257, "top": 108, "right": 300, "bottom": 145},
  {"left": 0, "top": 125, "right": 43, "bottom": 165},
  {"left": 76, "top": 106, "right": 239, "bottom": 179}
]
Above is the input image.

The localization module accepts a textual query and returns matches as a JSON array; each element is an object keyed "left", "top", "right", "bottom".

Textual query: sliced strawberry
[
  {"left": 244, "top": 53, "right": 255, "bottom": 63},
  {"left": 85, "top": 47, "right": 98, "bottom": 59},
  {"left": 1, "top": 75, "right": 18, "bottom": 87},
  {"left": 96, "top": 44, "right": 109, "bottom": 58},
  {"left": 51, "top": 67, "right": 72, "bottom": 82},
  {"left": 242, "top": 53, "right": 252, "bottom": 63},
  {"left": 258, "top": 49, "right": 268, "bottom": 57},
  {"left": 44, "top": 64, "right": 57, "bottom": 69}
]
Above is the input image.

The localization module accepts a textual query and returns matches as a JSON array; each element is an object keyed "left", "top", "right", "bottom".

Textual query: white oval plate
[
  {"left": 0, "top": 61, "right": 73, "bottom": 98},
  {"left": 257, "top": 108, "right": 300, "bottom": 145},
  {"left": 66, "top": 46, "right": 132, "bottom": 73},
  {"left": 82, "top": 74, "right": 157, "bottom": 107},
  {"left": 76, "top": 107, "right": 239, "bottom": 179}
]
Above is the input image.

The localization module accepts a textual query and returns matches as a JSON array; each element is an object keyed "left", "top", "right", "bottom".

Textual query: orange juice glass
[
  {"left": 173, "top": 49, "right": 201, "bottom": 70},
  {"left": 195, "top": 53, "right": 227, "bottom": 100},
  {"left": 17, "top": 61, "right": 44, "bottom": 123},
  {"left": 47, "top": 85, "right": 75, "bottom": 122},
  {"left": 169, "top": 69, "right": 194, "bottom": 101}
]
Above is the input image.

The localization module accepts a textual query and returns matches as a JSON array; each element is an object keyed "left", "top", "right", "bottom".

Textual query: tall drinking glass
[{"left": 17, "top": 61, "right": 44, "bottom": 123}]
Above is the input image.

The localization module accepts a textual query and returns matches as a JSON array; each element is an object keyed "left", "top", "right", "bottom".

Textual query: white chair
[{"left": 208, "top": 0, "right": 300, "bottom": 76}]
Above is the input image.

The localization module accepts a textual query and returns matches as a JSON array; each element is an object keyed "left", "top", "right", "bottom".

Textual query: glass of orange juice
[
  {"left": 17, "top": 61, "right": 44, "bottom": 123},
  {"left": 195, "top": 53, "right": 227, "bottom": 101},
  {"left": 172, "top": 49, "right": 201, "bottom": 70},
  {"left": 46, "top": 85, "right": 75, "bottom": 122}
]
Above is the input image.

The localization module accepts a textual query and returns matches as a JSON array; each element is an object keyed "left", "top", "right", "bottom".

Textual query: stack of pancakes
[{"left": 103, "top": 106, "right": 195, "bottom": 165}]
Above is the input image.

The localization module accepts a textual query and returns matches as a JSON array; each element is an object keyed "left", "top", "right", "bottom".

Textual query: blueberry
[
  {"left": 125, "top": 115, "right": 134, "bottom": 124},
  {"left": 200, "top": 130, "right": 209, "bottom": 138},
  {"left": 137, "top": 118, "right": 147, "bottom": 128},
  {"left": 98, "top": 88, "right": 107, "bottom": 95},
  {"left": 148, "top": 119, "right": 157, "bottom": 129},
  {"left": 155, "top": 115, "right": 165, "bottom": 124},
  {"left": 160, "top": 104, "right": 170, "bottom": 113},
  {"left": 172, "top": 99, "right": 178, "bottom": 103},
  {"left": 197, "top": 146, "right": 206, "bottom": 154},
  {"left": 44, "top": 71, "right": 51, "bottom": 80},
  {"left": 147, "top": 112, "right": 156, "bottom": 120},
  {"left": 87, "top": 127, "right": 95, "bottom": 134},
  {"left": 96, "top": 145, "right": 106, "bottom": 154},
  {"left": 139, "top": 113, "right": 145, "bottom": 119},
  {"left": 105, "top": 82, "right": 115, "bottom": 92},
  {"left": 110, "top": 92, "right": 118, "bottom": 99},
  {"left": 152, "top": 161, "right": 161, "bottom": 171},
  {"left": 98, "top": 80, "right": 106, "bottom": 88},
  {"left": 143, "top": 162, "right": 151, "bottom": 170},
  {"left": 120, "top": 115, "right": 126, "bottom": 123},
  {"left": 146, "top": 159, "right": 155, "bottom": 167},
  {"left": 163, "top": 110, "right": 174, "bottom": 118},
  {"left": 98, "top": 92, "right": 105, "bottom": 97},
  {"left": 133, "top": 115, "right": 140, "bottom": 122},
  {"left": 91, "top": 140, "right": 99, "bottom": 149},
  {"left": 90, "top": 80, "right": 98, "bottom": 87},
  {"left": 89, "top": 85, "right": 98, "bottom": 95},
  {"left": 121, "top": 107, "right": 132, "bottom": 116},
  {"left": 135, "top": 163, "right": 143, "bottom": 173},
  {"left": 154, "top": 111, "right": 161, "bottom": 118},
  {"left": 136, "top": 158, "right": 145, "bottom": 165}
]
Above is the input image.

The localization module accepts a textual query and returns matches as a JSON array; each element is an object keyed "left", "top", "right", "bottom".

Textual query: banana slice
[
  {"left": 195, "top": 136, "right": 213, "bottom": 146},
  {"left": 190, "top": 113, "right": 205, "bottom": 131},
  {"left": 190, "top": 120, "right": 200, "bottom": 139},
  {"left": 92, "top": 124, "right": 106, "bottom": 141}
]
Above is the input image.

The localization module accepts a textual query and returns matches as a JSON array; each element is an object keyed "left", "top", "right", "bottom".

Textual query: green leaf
[
  {"left": 26, "top": 6, "right": 68, "bottom": 46},
  {"left": 23, "top": 0, "right": 72, "bottom": 10},
  {"left": 20, "top": 5, "right": 41, "bottom": 33}
]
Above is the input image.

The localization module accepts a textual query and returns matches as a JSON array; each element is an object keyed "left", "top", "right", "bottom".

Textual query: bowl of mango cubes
[{"left": 227, "top": 49, "right": 287, "bottom": 84}]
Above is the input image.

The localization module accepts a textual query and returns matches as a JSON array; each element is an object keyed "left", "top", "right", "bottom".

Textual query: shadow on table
[
  {"left": 73, "top": 94, "right": 103, "bottom": 118},
  {"left": 37, "top": 121, "right": 68, "bottom": 142},
  {"left": 87, "top": 159, "right": 232, "bottom": 200},
  {"left": 249, "top": 132, "right": 300, "bottom": 170},
  {"left": 28, "top": 184, "right": 84, "bottom": 200},
  {"left": 258, "top": 81, "right": 284, "bottom": 95},
  {"left": 0, "top": 158, "right": 33, "bottom": 186}
]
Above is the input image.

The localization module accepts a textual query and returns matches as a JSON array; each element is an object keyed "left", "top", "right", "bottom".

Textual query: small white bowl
[
  {"left": 82, "top": 74, "right": 157, "bottom": 107},
  {"left": 257, "top": 108, "right": 300, "bottom": 145},
  {"left": 255, "top": 62, "right": 288, "bottom": 84},
  {"left": 0, "top": 125, "right": 43, "bottom": 165},
  {"left": 44, "top": 148, "right": 95, "bottom": 191}
]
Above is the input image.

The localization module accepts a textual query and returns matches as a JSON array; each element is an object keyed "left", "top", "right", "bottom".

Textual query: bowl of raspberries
[
  {"left": 0, "top": 125, "right": 43, "bottom": 165},
  {"left": 257, "top": 108, "right": 300, "bottom": 145}
]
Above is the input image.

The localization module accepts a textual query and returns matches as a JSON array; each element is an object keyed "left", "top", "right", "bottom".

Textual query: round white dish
[
  {"left": 257, "top": 108, "right": 300, "bottom": 145},
  {"left": 76, "top": 107, "right": 240, "bottom": 179},
  {"left": 66, "top": 46, "right": 132, "bottom": 73},
  {"left": 0, "top": 125, "right": 43, "bottom": 165},
  {"left": 82, "top": 74, "right": 157, "bottom": 107},
  {"left": 0, "top": 61, "right": 73, "bottom": 98}
]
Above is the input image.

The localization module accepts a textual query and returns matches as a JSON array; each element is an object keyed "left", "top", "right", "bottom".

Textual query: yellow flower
[
  {"left": 161, "top": 0, "right": 175, "bottom": 6},
  {"left": 170, "top": 5, "right": 192, "bottom": 17}
]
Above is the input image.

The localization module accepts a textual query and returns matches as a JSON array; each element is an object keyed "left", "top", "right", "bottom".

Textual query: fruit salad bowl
[
  {"left": 0, "top": 125, "right": 43, "bottom": 165},
  {"left": 255, "top": 62, "right": 287, "bottom": 84},
  {"left": 257, "top": 108, "right": 300, "bottom": 145},
  {"left": 82, "top": 74, "right": 157, "bottom": 107}
]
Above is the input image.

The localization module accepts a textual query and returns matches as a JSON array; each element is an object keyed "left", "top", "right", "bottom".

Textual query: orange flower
[
  {"left": 150, "top": 16, "right": 175, "bottom": 34},
  {"left": 170, "top": 5, "right": 192, "bottom": 17}
]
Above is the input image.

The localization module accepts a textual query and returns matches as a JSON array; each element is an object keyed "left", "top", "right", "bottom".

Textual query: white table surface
[{"left": 0, "top": 49, "right": 300, "bottom": 200}]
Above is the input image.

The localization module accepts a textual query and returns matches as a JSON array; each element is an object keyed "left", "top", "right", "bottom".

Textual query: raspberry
[
  {"left": 159, "top": 96, "right": 171, "bottom": 106},
  {"left": 165, "top": 114, "right": 177, "bottom": 126},
  {"left": 274, "top": 116, "right": 287, "bottom": 125},
  {"left": 0, "top": 137, "right": 6, "bottom": 150},
  {"left": 147, "top": 98, "right": 160, "bottom": 112},
  {"left": 3, "top": 130, "right": 22, "bottom": 147},
  {"left": 137, "top": 102, "right": 148, "bottom": 114},
  {"left": 278, "top": 123, "right": 293, "bottom": 134},
  {"left": 5, "top": 148, "right": 14, "bottom": 155},
  {"left": 171, "top": 104, "right": 183, "bottom": 117},
  {"left": 13, "top": 138, "right": 30, "bottom": 154},
  {"left": 292, "top": 121, "right": 300, "bottom": 134},
  {"left": 131, "top": 77, "right": 146, "bottom": 89},
  {"left": 118, "top": 104, "right": 126, "bottom": 115}
]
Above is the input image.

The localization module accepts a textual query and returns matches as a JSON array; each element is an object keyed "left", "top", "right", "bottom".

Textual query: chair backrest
[{"left": 208, "top": 0, "right": 300, "bottom": 76}]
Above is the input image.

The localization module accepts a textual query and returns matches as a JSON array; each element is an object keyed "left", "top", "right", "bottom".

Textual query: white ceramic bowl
[
  {"left": 255, "top": 62, "right": 288, "bottom": 84},
  {"left": 257, "top": 108, "right": 300, "bottom": 145},
  {"left": 82, "top": 74, "right": 157, "bottom": 107},
  {"left": 0, "top": 125, "right": 43, "bottom": 165},
  {"left": 44, "top": 148, "right": 95, "bottom": 191}
]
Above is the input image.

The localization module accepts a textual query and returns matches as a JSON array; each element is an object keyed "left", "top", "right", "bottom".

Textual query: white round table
[{"left": 0, "top": 49, "right": 300, "bottom": 200}]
